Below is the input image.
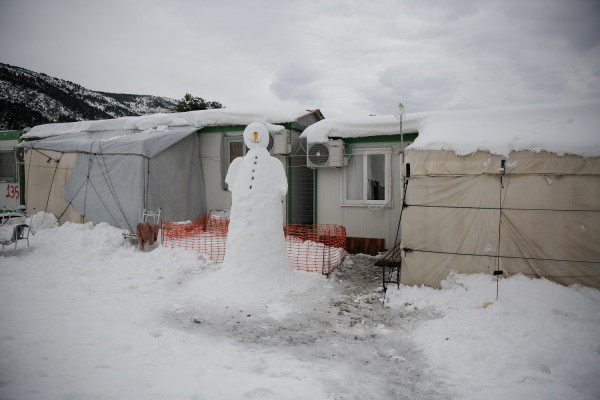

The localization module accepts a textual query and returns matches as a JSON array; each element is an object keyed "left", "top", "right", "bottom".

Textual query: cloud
[
  {"left": 360, "top": 64, "right": 459, "bottom": 114},
  {"left": 269, "top": 63, "right": 322, "bottom": 103},
  {"left": 354, "top": 0, "right": 600, "bottom": 115},
  {"left": 508, "top": 0, "right": 600, "bottom": 52},
  {"left": 1, "top": 0, "right": 599, "bottom": 117}
]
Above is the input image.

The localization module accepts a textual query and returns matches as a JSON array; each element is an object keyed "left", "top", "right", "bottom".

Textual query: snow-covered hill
[{"left": 0, "top": 63, "right": 178, "bottom": 130}]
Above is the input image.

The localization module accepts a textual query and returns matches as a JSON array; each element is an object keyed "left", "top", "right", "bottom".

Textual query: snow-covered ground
[{"left": 1, "top": 216, "right": 599, "bottom": 399}]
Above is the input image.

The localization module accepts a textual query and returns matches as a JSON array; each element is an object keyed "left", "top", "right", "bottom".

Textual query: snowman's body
[{"left": 220, "top": 122, "right": 294, "bottom": 285}]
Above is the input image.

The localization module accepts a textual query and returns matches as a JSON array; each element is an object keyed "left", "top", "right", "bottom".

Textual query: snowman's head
[{"left": 243, "top": 122, "right": 269, "bottom": 150}]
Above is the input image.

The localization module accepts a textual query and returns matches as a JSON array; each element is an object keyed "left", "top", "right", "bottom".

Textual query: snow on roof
[
  {"left": 299, "top": 113, "right": 421, "bottom": 143},
  {"left": 301, "top": 100, "right": 600, "bottom": 157},
  {"left": 22, "top": 108, "right": 305, "bottom": 139}
]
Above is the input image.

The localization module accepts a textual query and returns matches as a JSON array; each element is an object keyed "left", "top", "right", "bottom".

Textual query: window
[
  {"left": 343, "top": 148, "right": 391, "bottom": 205},
  {"left": 0, "top": 150, "right": 16, "bottom": 182},
  {"left": 228, "top": 139, "right": 244, "bottom": 164},
  {"left": 221, "top": 135, "right": 246, "bottom": 190}
]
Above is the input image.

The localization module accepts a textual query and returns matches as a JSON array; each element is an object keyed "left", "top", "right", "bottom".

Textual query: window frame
[
  {"left": 0, "top": 149, "right": 17, "bottom": 183},
  {"left": 342, "top": 147, "right": 392, "bottom": 207}
]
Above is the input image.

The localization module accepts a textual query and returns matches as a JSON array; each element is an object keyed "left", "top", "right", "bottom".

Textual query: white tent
[
  {"left": 20, "top": 109, "right": 290, "bottom": 229},
  {"left": 400, "top": 100, "right": 600, "bottom": 288},
  {"left": 21, "top": 126, "right": 206, "bottom": 231}
]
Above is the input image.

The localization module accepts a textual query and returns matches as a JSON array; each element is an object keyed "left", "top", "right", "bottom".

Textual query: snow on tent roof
[
  {"left": 21, "top": 108, "right": 300, "bottom": 140},
  {"left": 301, "top": 100, "right": 600, "bottom": 157},
  {"left": 20, "top": 126, "right": 199, "bottom": 158}
]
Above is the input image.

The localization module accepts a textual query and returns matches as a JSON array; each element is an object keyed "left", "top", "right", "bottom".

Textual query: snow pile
[
  {"left": 22, "top": 108, "right": 301, "bottom": 139},
  {"left": 301, "top": 100, "right": 600, "bottom": 157},
  {"left": 0, "top": 225, "right": 15, "bottom": 242},
  {"left": 0, "top": 212, "right": 58, "bottom": 242},
  {"left": 1, "top": 217, "right": 599, "bottom": 399},
  {"left": 28, "top": 211, "right": 58, "bottom": 230},
  {"left": 386, "top": 273, "right": 600, "bottom": 400}
]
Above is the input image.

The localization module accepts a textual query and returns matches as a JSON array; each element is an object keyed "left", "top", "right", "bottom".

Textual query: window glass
[
  {"left": 0, "top": 150, "right": 16, "bottom": 182},
  {"left": 229, "top": 141, "right": 244, "bottom": 164},
  {"left": 343, "top": 148, "right": 390, "bottom": 205},
  {"left": 367, "top": 153, "right": 385, "bottom": 201},
  {"left": 345, "top": 155, "right": 363, "bottom": 201}
]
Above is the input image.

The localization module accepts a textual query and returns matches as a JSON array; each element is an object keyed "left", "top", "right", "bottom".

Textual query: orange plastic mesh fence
[
  {"left": 161, "top": 215, "right": 347, "bottom": 274},
  {"left": 284, "top": 224, "right": 347, "bottom": 274},
  {"left": 161, "top": 215, "right": 230, "bottom": 263}
]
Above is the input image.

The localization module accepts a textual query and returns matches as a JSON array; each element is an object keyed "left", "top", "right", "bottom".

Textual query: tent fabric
[
  {"left": 23, "top": 127, "right": 206, "bottom": 230},
  {"left": 401, "top": 150, "right": 600, "bottom": 289},
  {"left": 147, "top": 134, "right": 206, "bottom": 223},
  {"left": 65, "top": 153, "right": 146, "bottom": 231},
  {"left": 23, "top": 150, "right": 90, "bottom": 225}
]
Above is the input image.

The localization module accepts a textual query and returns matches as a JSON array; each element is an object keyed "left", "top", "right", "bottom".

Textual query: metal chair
[{"left": 0, "top": 223, "right": 32, "bottom": 254}]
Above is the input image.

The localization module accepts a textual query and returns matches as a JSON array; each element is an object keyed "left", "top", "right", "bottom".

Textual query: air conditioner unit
[
  {"left": 15, "top": 147, "right": 25, "bottom": 164},
  {"left": 269, "top": 129, "right": 291, "bottom": 155},
  {"left": 307, "top": 140, "right": 347, "bottom": 168}
]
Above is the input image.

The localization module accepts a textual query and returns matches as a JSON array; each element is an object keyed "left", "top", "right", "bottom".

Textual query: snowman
[{"left": 218, "top": 122, "right": 295, "bottom": 288}]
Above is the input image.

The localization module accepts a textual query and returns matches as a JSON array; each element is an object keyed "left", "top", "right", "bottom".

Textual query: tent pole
[
  {"left": 495, "top": 159, "right": 506, "bottom": 300},
  {"left": 394, "top": 103, "right": 405, "bottom": 247},
  {"left": 145, "top": 156, "right": 149, "bottom": 210}
]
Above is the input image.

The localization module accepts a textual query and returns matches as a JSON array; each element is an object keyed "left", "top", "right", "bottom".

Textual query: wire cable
[{"left": 402, "top": 247, "right": 600, "bottom": 265}]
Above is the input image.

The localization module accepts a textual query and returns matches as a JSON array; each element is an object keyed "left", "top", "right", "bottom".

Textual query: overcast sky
[{"left": 1, "top": 0, "right": 599, "bottom": 117}]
